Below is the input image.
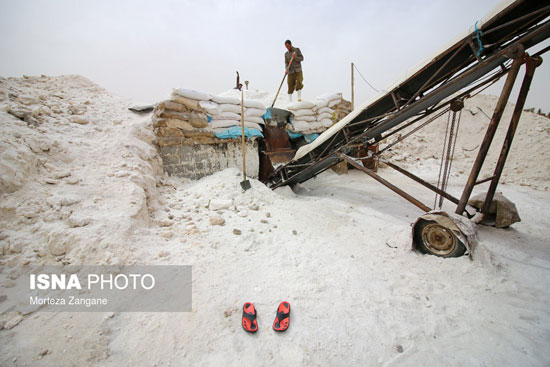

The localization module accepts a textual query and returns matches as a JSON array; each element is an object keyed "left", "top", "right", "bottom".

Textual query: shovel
[
  {"left": 271, "top": 55, "right": 295, "bottom": 108},
  {"left": 240, "top": 88, "right": 251, "bottom": 190}
]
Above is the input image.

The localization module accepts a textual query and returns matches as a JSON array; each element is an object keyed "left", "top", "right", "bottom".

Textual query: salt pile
[{"left": 0, "top": 74, "right": 163, "bottom": 266}]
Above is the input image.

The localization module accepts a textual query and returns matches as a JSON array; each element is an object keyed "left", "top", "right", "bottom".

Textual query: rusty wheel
[{"left": 413, "top": 220, "right": 466, "bottom": 258}]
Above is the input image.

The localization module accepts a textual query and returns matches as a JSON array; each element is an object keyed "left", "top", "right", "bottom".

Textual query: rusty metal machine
[
  {"left": 265, "top": 0, "right": 550, "bottom": 258},
  {"left": 258, "top": 108, "right": 295, "bottom": 183}
]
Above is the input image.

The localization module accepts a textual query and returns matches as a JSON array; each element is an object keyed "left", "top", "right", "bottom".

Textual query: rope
[
  {"left": 475, "top": 21, "right": 485, "bottom": 57},
  {"left": 353, "top": 64, "right": 379, "bottom": 93}
]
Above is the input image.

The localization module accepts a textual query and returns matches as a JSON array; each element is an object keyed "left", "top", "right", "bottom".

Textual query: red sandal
[
  {"left": 242, "top": 302, "right": 258, "bottom": 333},
  {"left": 272, "top": 301, "right": 291, "bottom": 332}
]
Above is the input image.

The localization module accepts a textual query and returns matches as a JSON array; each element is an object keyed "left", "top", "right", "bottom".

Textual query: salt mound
[
  {"left": 0, "top": 74, "right": 163, "bottom": 267},
  {"left": 181, "top": 167, "right": 280, "bottom": 208}
]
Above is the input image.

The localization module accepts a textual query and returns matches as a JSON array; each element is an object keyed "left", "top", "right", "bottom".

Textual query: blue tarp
[
  {"left": 286, "top": 131, "right": 320, "bottom": 143},
  {"left": 215, "top": 126, "right": 264, "bottom": 139},
  {"left": 287, "top": 131, "right": 302, "bottom": 140},
  {"left": 304, "top": 133, "right": 320, "bottom": 143},
  {"left": 262, "top": 108, "right": 272, "bottom": 120}
]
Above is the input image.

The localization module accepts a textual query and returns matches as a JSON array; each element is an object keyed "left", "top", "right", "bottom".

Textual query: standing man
[{"left": 284, "top": 40, "right": 304, "bottom": 102}]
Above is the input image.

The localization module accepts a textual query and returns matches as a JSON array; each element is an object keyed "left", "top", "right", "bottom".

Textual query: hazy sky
[{"left": 1, "top": 0, "right": 548, "bottom": 111}]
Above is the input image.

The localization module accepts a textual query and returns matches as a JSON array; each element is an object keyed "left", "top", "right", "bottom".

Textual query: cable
[
  {"left": 446, "top": 109, "right": 462, "bottom": 191},
  {"left": 353, "top": 64, "right": 380, "bottom": 93},
  {"left": 434, "top": 112, "right": 451, "bottom": 209}
]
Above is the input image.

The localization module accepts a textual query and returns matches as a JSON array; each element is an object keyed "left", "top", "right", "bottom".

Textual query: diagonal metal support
[
  {"left": 455, "top": 54, "right": 524, "bottom": 215},
  {"left": 340, "top": 153, "right": 431, "bottom": 212},
  {"left": 481, "top": 54, "right": 543, "bottom": 214},
  {"left": 382, "top": 160, "right": 461, "bottom": 206}
]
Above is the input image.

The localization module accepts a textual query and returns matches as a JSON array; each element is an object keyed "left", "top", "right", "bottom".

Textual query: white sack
[
  {"left": 320, "top": 118, "right": 333, "bottom": 127},
  {"left": 219, "top": 104, "right": 243, "bottom": 114},
  {"left": 244, "top": 108, "right": 267, "bottom": 117},
  {"left": 313, "top": 99, "right": 329, "bottom": 111},
  {"left": 199, "top": 100, "right": 220, "bottom": 115},
  {"left": 244, "top": 99, "right": 267, "bottom": 110},
  {"left": 293, "top": 109, "right": 315, "bottom": 117},
  {"left": 212, "top": 111, "right": 240, "bottom": 120},
  {"left": 289, "top": 120, "right": 310, "bottom": 131},
  {"left": 211, "top": 95, "right": 240, "bottom": 105},
  {"left": 317, "top": 112, "right": 333, "bottom": 120},
  {"left": 288, "top": 101, "right": 315, "bottom": 111},
  {"left": 172, "top": 88, "right": 211, "bottom": 101},
  {"left": 210, "top": 120, "right": 262, "bottom": 130},
  {"left": 245, "top": 116, "right": 265, "bottom": 125},
  {"left": 293, "top": 115, "right": 316, "bottom": 122},
  {"left": 210, "top": 119, "right": 241, "bottom": 129},
  {"left": 316, "top": 92, "right": 342, "bottom": 103},
  {"left": 328, "top": 99, "right": 341, "bottom": 108},
  {"left": 317, "top": 107, "right": 334, "bottom": 115}
]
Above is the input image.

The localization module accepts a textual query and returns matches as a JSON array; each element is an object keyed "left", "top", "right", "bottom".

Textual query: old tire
[{"left": 413, "top": 219, "right": 466, "bottom": 258}]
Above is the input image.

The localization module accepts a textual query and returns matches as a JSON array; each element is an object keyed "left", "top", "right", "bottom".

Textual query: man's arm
[
  {"left": 294, "top": 48, "right": 304, "bottom": 62},
  {"left": 285, "top": 52, "right": 295, "bottom": 74}
]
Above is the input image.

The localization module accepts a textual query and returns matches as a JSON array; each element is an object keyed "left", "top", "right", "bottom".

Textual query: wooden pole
[
  {"left": 272, "top": 56, "right": 294, "bottom": 108},
  {"left": 241, "top": 88, "right": 246, "bottom": 180},
  {"left": 351, "top": 62, "right": 355, "bottom": 110}
]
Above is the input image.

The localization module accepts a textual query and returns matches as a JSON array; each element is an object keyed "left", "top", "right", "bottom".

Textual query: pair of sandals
[{"left": 242, "top": 301, "right": 290, "bottom": 333}]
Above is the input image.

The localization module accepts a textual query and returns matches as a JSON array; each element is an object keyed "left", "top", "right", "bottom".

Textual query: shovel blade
[{"left": 240, "top": 180, "right": 251, "bottom": 190}]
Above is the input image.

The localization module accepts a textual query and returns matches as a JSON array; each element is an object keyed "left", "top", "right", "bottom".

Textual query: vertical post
[
  {"left": 455, "top": 55, "right": 524, "bottom": 215},
  {"left": 481, "top": 55, "right": 542, "bottom": 214},
  {"left": 351, "top": 62, "right": 355, "bottom": 110},
  {"left": 241, "top": 88, "right": 246, "bottom": 180}
]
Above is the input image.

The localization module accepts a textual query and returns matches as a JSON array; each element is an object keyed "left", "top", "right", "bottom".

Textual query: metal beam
[
  {"left": 455, "top": 54, "right": 524, "bottom": 215},
  {"left": 382, "top": 160, "right": 460, "bottom": 206},
  {"left": 481, "top": 55, "right": 543, "bottom": 214},
  {"left": 475, "top": 175, "right": 496, "bottom": 185},
  {"left": 340, "top": 154, "right": 431, "bottom": 212},
  {"left": 405, "top": 43, "right": 468, "bottom": 107}
]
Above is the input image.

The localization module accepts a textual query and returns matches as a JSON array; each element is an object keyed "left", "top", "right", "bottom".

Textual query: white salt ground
[{"left": 0, "top": 75, "right": 549, "bottom": 366}]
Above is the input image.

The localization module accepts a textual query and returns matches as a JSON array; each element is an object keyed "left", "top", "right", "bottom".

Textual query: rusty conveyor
[{"left": 268, "top": 0, "right": 550, "bottom": 195}]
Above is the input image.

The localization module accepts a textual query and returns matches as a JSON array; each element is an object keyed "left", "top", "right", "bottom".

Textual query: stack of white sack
[
  {"left": 243, "top": 99, "right": 267, "bottom": 130},
  {"left": 315, "top": 106, "right": 335, "bottom": 128},
  {"left": 153, "top": 88, "right": 215, "bottom": 140},
  {"left": 207, "top": 94, "right": 266, "bottom": 133},
  {"left": 315, "top": 92, "right": 343, "bottom": 108},
  {"left": 313, "top": 102, "right": 335, "bottom": 128},
  {"left": 287, "top": 101, "right": 323, "bottom": 134},
  {"left": 313, "top": 92, "right": 342, "bottom": 128}
]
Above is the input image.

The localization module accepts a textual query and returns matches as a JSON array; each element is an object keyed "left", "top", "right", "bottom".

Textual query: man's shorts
[{"left": 287, "top": 71, "right": 303, "bottom": 94}]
